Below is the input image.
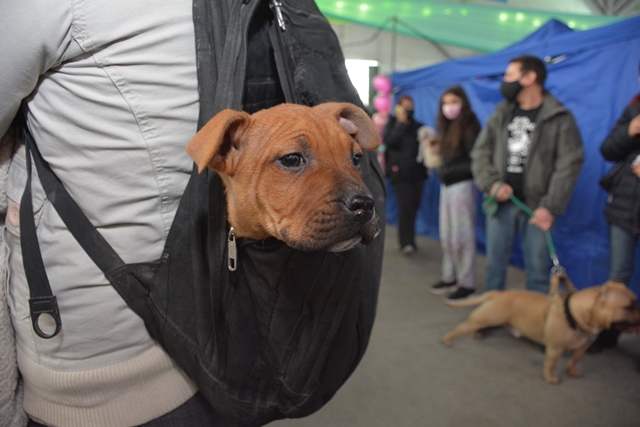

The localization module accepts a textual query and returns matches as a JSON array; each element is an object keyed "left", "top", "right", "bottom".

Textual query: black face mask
[
  {"left": 500, "top": 80, "right": 523, "bottom": 102},
  {"left": 405, "top": 109, "right": 414, "bottom": 121}
]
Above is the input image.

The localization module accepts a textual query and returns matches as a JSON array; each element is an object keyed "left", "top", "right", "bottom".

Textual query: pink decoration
[
  {"left": 373, "top": 94, "right": 390, "bottom": 114},
  {"left": 372, "top": 74, "right": 392, "bottom": 94},
  {"left": 372, "top": 111, "right": 389, "bottom": 134}
]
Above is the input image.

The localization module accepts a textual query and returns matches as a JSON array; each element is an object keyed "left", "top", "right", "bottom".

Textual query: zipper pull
[
  {"left": 228, "top": 227, "right": 237, "bottom": 271},
  {"left": 270, "top": 0, "right": 286, "bottom": 31}
]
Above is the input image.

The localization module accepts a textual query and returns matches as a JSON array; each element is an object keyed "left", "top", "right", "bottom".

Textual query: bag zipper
[
  {"left": 227, "top": 227, "right": 238, "bottom": 271},
  {"left": 270, "top": 0, "right": 286, "bottom": 31},
  {"left": 268, "top": 0, "right": 296, "bottom": 103}
]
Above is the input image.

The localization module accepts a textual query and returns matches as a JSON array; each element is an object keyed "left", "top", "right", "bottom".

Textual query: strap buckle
[{"left": 29, "top": 296, "right": 62, "bottom": 339}]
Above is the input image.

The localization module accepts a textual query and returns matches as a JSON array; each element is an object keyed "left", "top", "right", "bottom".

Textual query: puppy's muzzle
[{"left": 331, "top": 189, "right": 379, "bottom": 250}]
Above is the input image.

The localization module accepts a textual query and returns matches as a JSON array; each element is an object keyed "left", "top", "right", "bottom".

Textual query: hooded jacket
[
  {"left": 600, "top": 102, "right": 640, "bottom": 235},
  {"left": 471, "top": 91, "right": 584, "bottom": 216}
]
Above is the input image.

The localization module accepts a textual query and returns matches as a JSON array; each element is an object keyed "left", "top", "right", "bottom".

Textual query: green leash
[{"left": 482, "top": 181, "right": 563, "bottom": 275}]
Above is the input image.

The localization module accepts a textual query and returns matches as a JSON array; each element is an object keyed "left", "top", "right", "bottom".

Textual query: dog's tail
[{"left": 445, "top": 291, "right": 501, "bottom": 308}]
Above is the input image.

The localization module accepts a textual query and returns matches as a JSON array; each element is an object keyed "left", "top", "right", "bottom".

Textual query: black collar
[{"left": 564, "top": 293, "right": 595, "bottom": 337}]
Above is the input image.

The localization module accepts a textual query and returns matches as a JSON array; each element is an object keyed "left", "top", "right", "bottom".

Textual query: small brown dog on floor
[
  {"left": 186, "top": 102, "right": 381, "bottom": 252},
  {"left": 442, "top": 275, "right": 640, "bottom": 384}
]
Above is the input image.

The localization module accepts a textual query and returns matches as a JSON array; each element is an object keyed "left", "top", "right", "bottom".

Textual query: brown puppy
[
  {"left": 442, "top": 276, "right": 640, "bottom": 384},
  {"left": 186, "top": 102, "right": 381, "bottom": 252}
]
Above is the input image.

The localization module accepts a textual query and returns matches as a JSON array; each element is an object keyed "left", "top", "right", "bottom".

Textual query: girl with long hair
[{"left": 428, "top": 86, "right": 481, "bottom": 301}]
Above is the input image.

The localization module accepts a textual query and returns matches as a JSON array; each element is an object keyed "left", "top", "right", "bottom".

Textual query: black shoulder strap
[
  {"left": 20, "top": 126, "right": 125, "bottom": 338},
  {"left": 19, "top": 130, "right": 61, "bottom": 339}
]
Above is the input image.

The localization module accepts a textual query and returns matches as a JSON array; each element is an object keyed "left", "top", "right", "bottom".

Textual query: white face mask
[{"left": 442, "top": 104, "right": 461, "bottom": 120}]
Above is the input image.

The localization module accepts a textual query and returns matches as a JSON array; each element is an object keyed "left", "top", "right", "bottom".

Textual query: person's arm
[
  {"left": 470, "top": 113, "right": 501, "bottom": 193},
  {"left": 600, "top": 105, "right": 640, "bottom": 162},
  {"left": 382, "top": 116, "right": 408, "bottom": 150},
  {"left": 0, "top": 5, "right": 73, "bottom": 425},
  {"left": 0, "top": 3, "right": 73, "bottom": 137},
  {"left": 538, "top": 112, "right": 585, "bottom": 216}
]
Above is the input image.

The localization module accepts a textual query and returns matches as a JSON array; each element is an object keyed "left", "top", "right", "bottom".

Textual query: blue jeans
[
  {"left": 485, "top": 202, "right": 551, "bottom": 293},
  {"left": 609, "top": 223, "right": 638, "bottom": 285}
]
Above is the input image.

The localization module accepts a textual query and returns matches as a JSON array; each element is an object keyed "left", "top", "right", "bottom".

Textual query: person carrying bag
[{"left": 4, "top": 1, "right": 385, "bottom": 426}]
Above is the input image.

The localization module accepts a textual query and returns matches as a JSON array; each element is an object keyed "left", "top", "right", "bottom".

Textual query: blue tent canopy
[{"left": 389, "top": 16, "right": 640, "bottom": 293}]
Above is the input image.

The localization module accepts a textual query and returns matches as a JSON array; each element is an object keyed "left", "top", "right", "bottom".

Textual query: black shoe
[
  {"left": 444, "top": 287, "right": 475, "bottom": 304},
  {"left": 429, "top": 280, "right": 457, "bottom": 295}
]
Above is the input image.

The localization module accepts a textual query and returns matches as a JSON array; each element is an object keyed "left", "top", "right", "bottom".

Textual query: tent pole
[{"left": 391, "top": 16, "right": 397, "bottom": 72}]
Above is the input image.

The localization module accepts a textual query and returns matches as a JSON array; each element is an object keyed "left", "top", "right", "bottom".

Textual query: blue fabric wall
[{"left": 388, "top": 17, "right": 640, "bottom": 294}]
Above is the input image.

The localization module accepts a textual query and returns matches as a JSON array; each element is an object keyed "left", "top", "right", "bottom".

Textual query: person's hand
[
  {"left": 490, "top": 181, "right": 513, "bottom": 202},
  {"left": 397, "top": 106, "right": 409, "bottom": 124},
  {"left": 628, "top": 115, "right": 640, "bottom": 138},
  {"left": 530, "top": 207, "right": 555, "bottom": 232}
]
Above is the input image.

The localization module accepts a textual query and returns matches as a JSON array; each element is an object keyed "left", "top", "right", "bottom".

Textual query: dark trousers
[
  {"left": 28, "top": 393, "right": 237, "bottom": 427},
  {"left": 391, "top": 179, "right": 425, "bottom": 249}
]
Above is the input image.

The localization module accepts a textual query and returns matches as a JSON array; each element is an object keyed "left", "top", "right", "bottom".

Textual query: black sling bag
[{"left": 20, "top": 1, "right": 385, "bottom": 426}]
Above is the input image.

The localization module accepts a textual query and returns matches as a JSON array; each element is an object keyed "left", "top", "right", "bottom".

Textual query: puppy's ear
[
  {"left": 315, "top": 102, "right": 381, "bottom": 150},
  {"left": 601, "top": 280, "right": 627, "bottom": 296},
  {"left": 185, "top": 109, "right": 251, "bottom": 173}
]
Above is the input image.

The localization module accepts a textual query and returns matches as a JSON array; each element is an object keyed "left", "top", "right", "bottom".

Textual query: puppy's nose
[{"left": 345, "top": 194, "right": 374, "bottom": 223}]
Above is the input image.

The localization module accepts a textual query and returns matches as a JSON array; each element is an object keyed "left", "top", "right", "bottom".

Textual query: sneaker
[
  {"left": 444, "top": 287, "right": 475, "bottom": 303},
  {"left": 401, "top": 245, "right": 416, "bottom": 256},
  {"left": 428, "top": 280, "right": 457, "bottom": 295}
]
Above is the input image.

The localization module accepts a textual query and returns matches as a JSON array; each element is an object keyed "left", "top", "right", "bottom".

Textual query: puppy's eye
[
  {"left": 279, "top": 153, "right": 305, "bottom": 168},
  {"left": 352, "top": 153, "right": 363, "bottom": 168}
]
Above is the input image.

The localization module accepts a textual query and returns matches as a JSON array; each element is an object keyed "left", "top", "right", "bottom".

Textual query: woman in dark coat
[
  {"left": 384, "top": 95, "right": 428, "bottom": 255},
  {"left": 595, "top": 92, "right": 640, "bottom": 350}
]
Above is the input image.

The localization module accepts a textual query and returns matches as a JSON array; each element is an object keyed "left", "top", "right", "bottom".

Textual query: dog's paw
[
  {"left": 544, "top": 374, "right": 560, "bottom": 385},
  {"left": 567, "top": 366, "right": 582, "bottom": 378},
  {"left": 441, "top": 337, "right": 452, "bottom": 348}
]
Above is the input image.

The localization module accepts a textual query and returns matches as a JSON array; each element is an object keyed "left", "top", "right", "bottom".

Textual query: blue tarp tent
[{"left": 388, "top": 16, "right": 640, "bottom": 294}]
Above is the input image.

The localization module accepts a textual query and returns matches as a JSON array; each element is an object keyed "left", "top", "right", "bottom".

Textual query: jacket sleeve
[
  {"left": 383, "top": 117, "right": 409, "bottom": 149},
  {"left": 600, "top": 106, "right": 640, "bottom": 162},
  {"left": 471, "top": 113, "right": 501, "bottom": 193},
  {"left": 0, "top": 2, "right": 73, "bottom": 137},
  {"left": 539, "top": 112, "right": 584, "bottom": 216}
]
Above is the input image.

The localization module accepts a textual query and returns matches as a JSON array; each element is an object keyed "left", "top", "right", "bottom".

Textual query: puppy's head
[
  {"left": 186, "top": 102, "right": 381, "bottom": 252},
  {"left": 593, "top": 280, "right": 640, "bottom": 331}
]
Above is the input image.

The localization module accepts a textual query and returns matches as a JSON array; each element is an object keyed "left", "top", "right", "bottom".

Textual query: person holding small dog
[
  {"left": 594, "top": 91, "right": 640, "bottom": 351},
  {"left": 427, "top": 86, "right": 481, "bottom": 302},
  {"left": 0, "top": 1, "right": 386, "bottom": 426},
  {"left": 384, "top": 95, "right": 429, "bottom": 255},
  {"left": 471, "top": 55, "right": 584, "bottom": 293}
]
